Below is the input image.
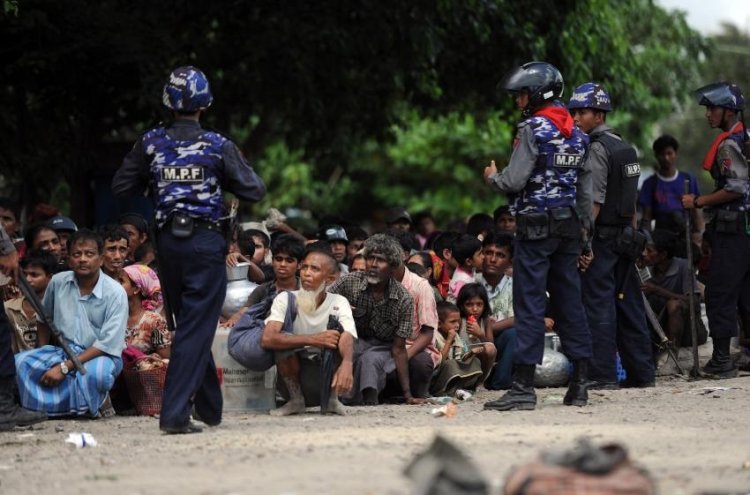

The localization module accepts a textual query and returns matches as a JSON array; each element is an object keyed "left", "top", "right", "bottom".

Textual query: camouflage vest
[
  {"left": 512, "top": 116, "right": 588, "bottom": 216},
  {"left": 143, "top": 126, "right": 227, "bottom": 227}
]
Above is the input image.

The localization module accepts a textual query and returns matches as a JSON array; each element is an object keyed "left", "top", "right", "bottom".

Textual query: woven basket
[{"left": 123, "top": 358, "right": 167, "bottom": 416}]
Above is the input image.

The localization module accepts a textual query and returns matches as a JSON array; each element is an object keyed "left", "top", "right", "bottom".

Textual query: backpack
[{"left": 227, "top": 290, "right": 297, "bottom": 372}]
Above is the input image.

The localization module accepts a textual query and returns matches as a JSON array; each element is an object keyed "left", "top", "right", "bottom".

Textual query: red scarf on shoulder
[
  {"left": 702, "top": 121, "right": 744, "bottom": 171},
  {"left": 534, "top": 106, "right": 575, "bottom": 138}
]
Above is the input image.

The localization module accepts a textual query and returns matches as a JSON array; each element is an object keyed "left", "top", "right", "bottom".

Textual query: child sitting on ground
[
  {"left": 112, "top": 264, "right": 170, "bottom": 415},
  {"left": 431, "top": 301, "right": 483, "bottom": 396},
  {"left": 446, "top": 234, "right": 484, "bottom": 303},
  {"left": 119, "top": 264, "right": 170, "bottom": 358},
  {"left": 5, "top": 250, "right": 57, "bottom": 352},
  {"left": 456, "top": 283, "right": 497, "bottom": 380}
]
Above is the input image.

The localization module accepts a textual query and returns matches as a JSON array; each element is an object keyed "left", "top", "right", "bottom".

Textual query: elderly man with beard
[
  {"left": 329, "top": 234, "right": 424, "bottom": 406},
  {"left": 261, "top": 248, "right": 357, "bottom": 416}
]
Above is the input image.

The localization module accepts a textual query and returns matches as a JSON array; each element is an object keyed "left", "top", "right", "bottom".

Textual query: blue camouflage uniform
[
  {"left": 488, "top": 104, "right": 593, "bottom": 367},
  {"left": 143, "top": 126, "right": 228, "bottom": 228},
  {"left": 581, "top": 123, "right": 655, "bottom": 387},
  {"left": 113, "top": 118, "right": 265, "bottom": 431}
]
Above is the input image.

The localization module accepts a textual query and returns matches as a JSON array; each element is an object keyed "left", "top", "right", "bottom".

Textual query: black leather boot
[
  {"left": 702, "top": 338, "right": 738, "bottom": 378},
  {"left": 0, "top": 376, "right": 46, "bottom": 431},
  {"left": 564, "top": 360, "right": 589, "bottom": 406},
  {"left": 484, "top": 364, "right": 537, "bottom": 411}
]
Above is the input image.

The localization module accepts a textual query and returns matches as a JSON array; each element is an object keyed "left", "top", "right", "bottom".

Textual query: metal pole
[
  {"left": 684, "top": 179, "right": 700, "bottom": 377},
  {"left": 16, "top": 271, "right": 86, "bottom": 374}
]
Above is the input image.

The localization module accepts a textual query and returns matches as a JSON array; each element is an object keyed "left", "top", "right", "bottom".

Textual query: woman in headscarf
[{"left": 119, "top": 264, "right": 170, "bottom": 359}]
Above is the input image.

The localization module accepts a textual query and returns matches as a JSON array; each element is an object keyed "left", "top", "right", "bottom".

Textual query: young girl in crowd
[
  {"left": 407, "top": 251, "right": 443, "bottom": 302},
  {"left": 119, "top": 264, "right": 170, "bottom": 358},
  {"left": 456, "top": 283, "right": 497, "bottom": 381},
  {"left": 431, "top": 301, "right": 483, "bottom": 396},
  {"left": 110, "top": 264, "right": 171, "bottom": 414},
  {"left": 446, "top": 235, "right": 483, "bottom": 302}
]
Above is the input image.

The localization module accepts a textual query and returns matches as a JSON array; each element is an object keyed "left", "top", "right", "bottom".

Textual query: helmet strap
[{"left": 720, "top": 108, "right": 729, "bottom": 131}]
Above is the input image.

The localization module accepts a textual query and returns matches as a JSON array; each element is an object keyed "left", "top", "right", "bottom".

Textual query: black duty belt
[
  {"left": 194, "top": 219, "right": 223, "bottom": 233},
  {"left": 711, "top": 209, "right": 748, "bottom": 235},
  {"left": 163, "top": 218, "right": 223, "bottom": 233}
]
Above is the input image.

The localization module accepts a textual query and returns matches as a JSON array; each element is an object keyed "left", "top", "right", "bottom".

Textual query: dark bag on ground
[{"left": 228, "top": 290, "right": 297, "bottom": 372}]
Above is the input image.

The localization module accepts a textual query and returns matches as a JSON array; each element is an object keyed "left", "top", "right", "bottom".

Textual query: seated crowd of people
[{"left": 0, "top": 139, "right": 729, "bottom": 419}]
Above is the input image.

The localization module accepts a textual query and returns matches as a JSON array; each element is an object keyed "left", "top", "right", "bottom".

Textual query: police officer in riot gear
[
  {"left": 569, "top": 82, "right": 655, "bottom": 389},
  {"left": 483, "top": 62, "right": 593, "bottom": 411},
  {"left": 113, "top": 66, "right": 266, "bottom": 433},
  {"left": 682, "top": 82, "right": 750, "bottom": 378}
]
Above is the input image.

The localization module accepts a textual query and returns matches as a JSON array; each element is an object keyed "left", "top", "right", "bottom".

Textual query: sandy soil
[{"left": 1, "top": 373, "right": 750, "bottom": 495}]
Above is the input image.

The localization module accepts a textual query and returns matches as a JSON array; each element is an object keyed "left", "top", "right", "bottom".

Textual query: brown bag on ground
[{"left": 503, "top": 439, "right": 655, "bottom": 495}]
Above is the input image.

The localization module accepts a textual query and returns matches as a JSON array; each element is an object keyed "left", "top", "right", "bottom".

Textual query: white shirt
[{"left": 266, "top": 291, "right": 357, "bottom": 339}]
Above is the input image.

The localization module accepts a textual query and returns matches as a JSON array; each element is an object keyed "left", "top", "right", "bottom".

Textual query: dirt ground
[{"left": 1, "top": 373, "right": 750, "bottom": 495}]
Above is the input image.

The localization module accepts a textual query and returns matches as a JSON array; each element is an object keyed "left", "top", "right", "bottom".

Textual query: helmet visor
[
  {"left": 498, "top": 66, "right": 546, "bottom": 93},
  {"left": 695, "top": 82, "right": 744, "bottom": 110}
]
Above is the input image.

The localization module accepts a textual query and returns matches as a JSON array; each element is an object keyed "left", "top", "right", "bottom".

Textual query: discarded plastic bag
[
  {"left": 65, "top": 432, "right": 98, "bottom": 448},
  {"left": 431, "top": 403, "right": 458, "bottom": 418},
  {"left": 456, "top": 389, "right": 473, "bottom": 401}
]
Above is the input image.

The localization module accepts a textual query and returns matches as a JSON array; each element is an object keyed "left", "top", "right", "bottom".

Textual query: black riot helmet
[
  {"left": 499, "top": 61, "right": 564, "bottom": 113},
  {"left": 695, "top": 82, "right": 744, "bottom": 111}
]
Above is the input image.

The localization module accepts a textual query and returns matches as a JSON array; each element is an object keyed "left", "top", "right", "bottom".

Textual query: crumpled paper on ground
[{"left": 65, "top": 432, "right": 98, "bottom": 448}]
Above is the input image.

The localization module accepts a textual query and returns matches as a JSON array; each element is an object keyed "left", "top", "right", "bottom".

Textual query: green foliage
[
  {"left": 349, "top": 109, "right": 513, "bottom": 222},
  {"left": 0, "top": 0, "right": 710, "bottom": 223},
  {"left": 558, "top": 0, "right": 708, "bottom": 151},
  {"left": 253, "top": 142, "right": 354, "bottom": 217},
  {"left": 654, "top": 22, "right": 750, "bottom": 192},
  {"left": 2, "top": 1, "right": 17, "bottom": 15}
]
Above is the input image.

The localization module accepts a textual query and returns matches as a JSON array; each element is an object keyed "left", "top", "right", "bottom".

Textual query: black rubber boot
[
  {"left": 160, "top": 422, "right": 204, "bottom": 434},
  {"left": 702, "top": 338, "right": 738, "bottom": 379},
  {"left": 0, "top": 376, "right": 47, "bottom": 431},
  {"left": 563, "top": 360, "right": 589, "bottom": 406},
  {"left": 484, "top": 364, "right": 537, "bottom": 411}
]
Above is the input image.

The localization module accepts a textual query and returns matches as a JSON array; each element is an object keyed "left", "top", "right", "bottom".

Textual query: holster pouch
[
  {"left": 517, "top": 213, "right": 549, "bottom": 241},
  {"left": 613, "top": 226, "right": 646, "bottom": 261},
  {"left": 170, "top": 212, "right": 194, "bottom": 238},
  {"left": 549, "top": 207, "right": 579, "bottom": 239},
  {"left": 714, "top": 209, "right": 741, "bottom": 234}
]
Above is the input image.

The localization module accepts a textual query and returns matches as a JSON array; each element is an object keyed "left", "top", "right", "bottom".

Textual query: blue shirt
[
  {"left": 638, "top": 170, "right": 700, "bottom": 219},
  {"left": 38, "top": 270, "right": 128, "bottom": 356}
]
